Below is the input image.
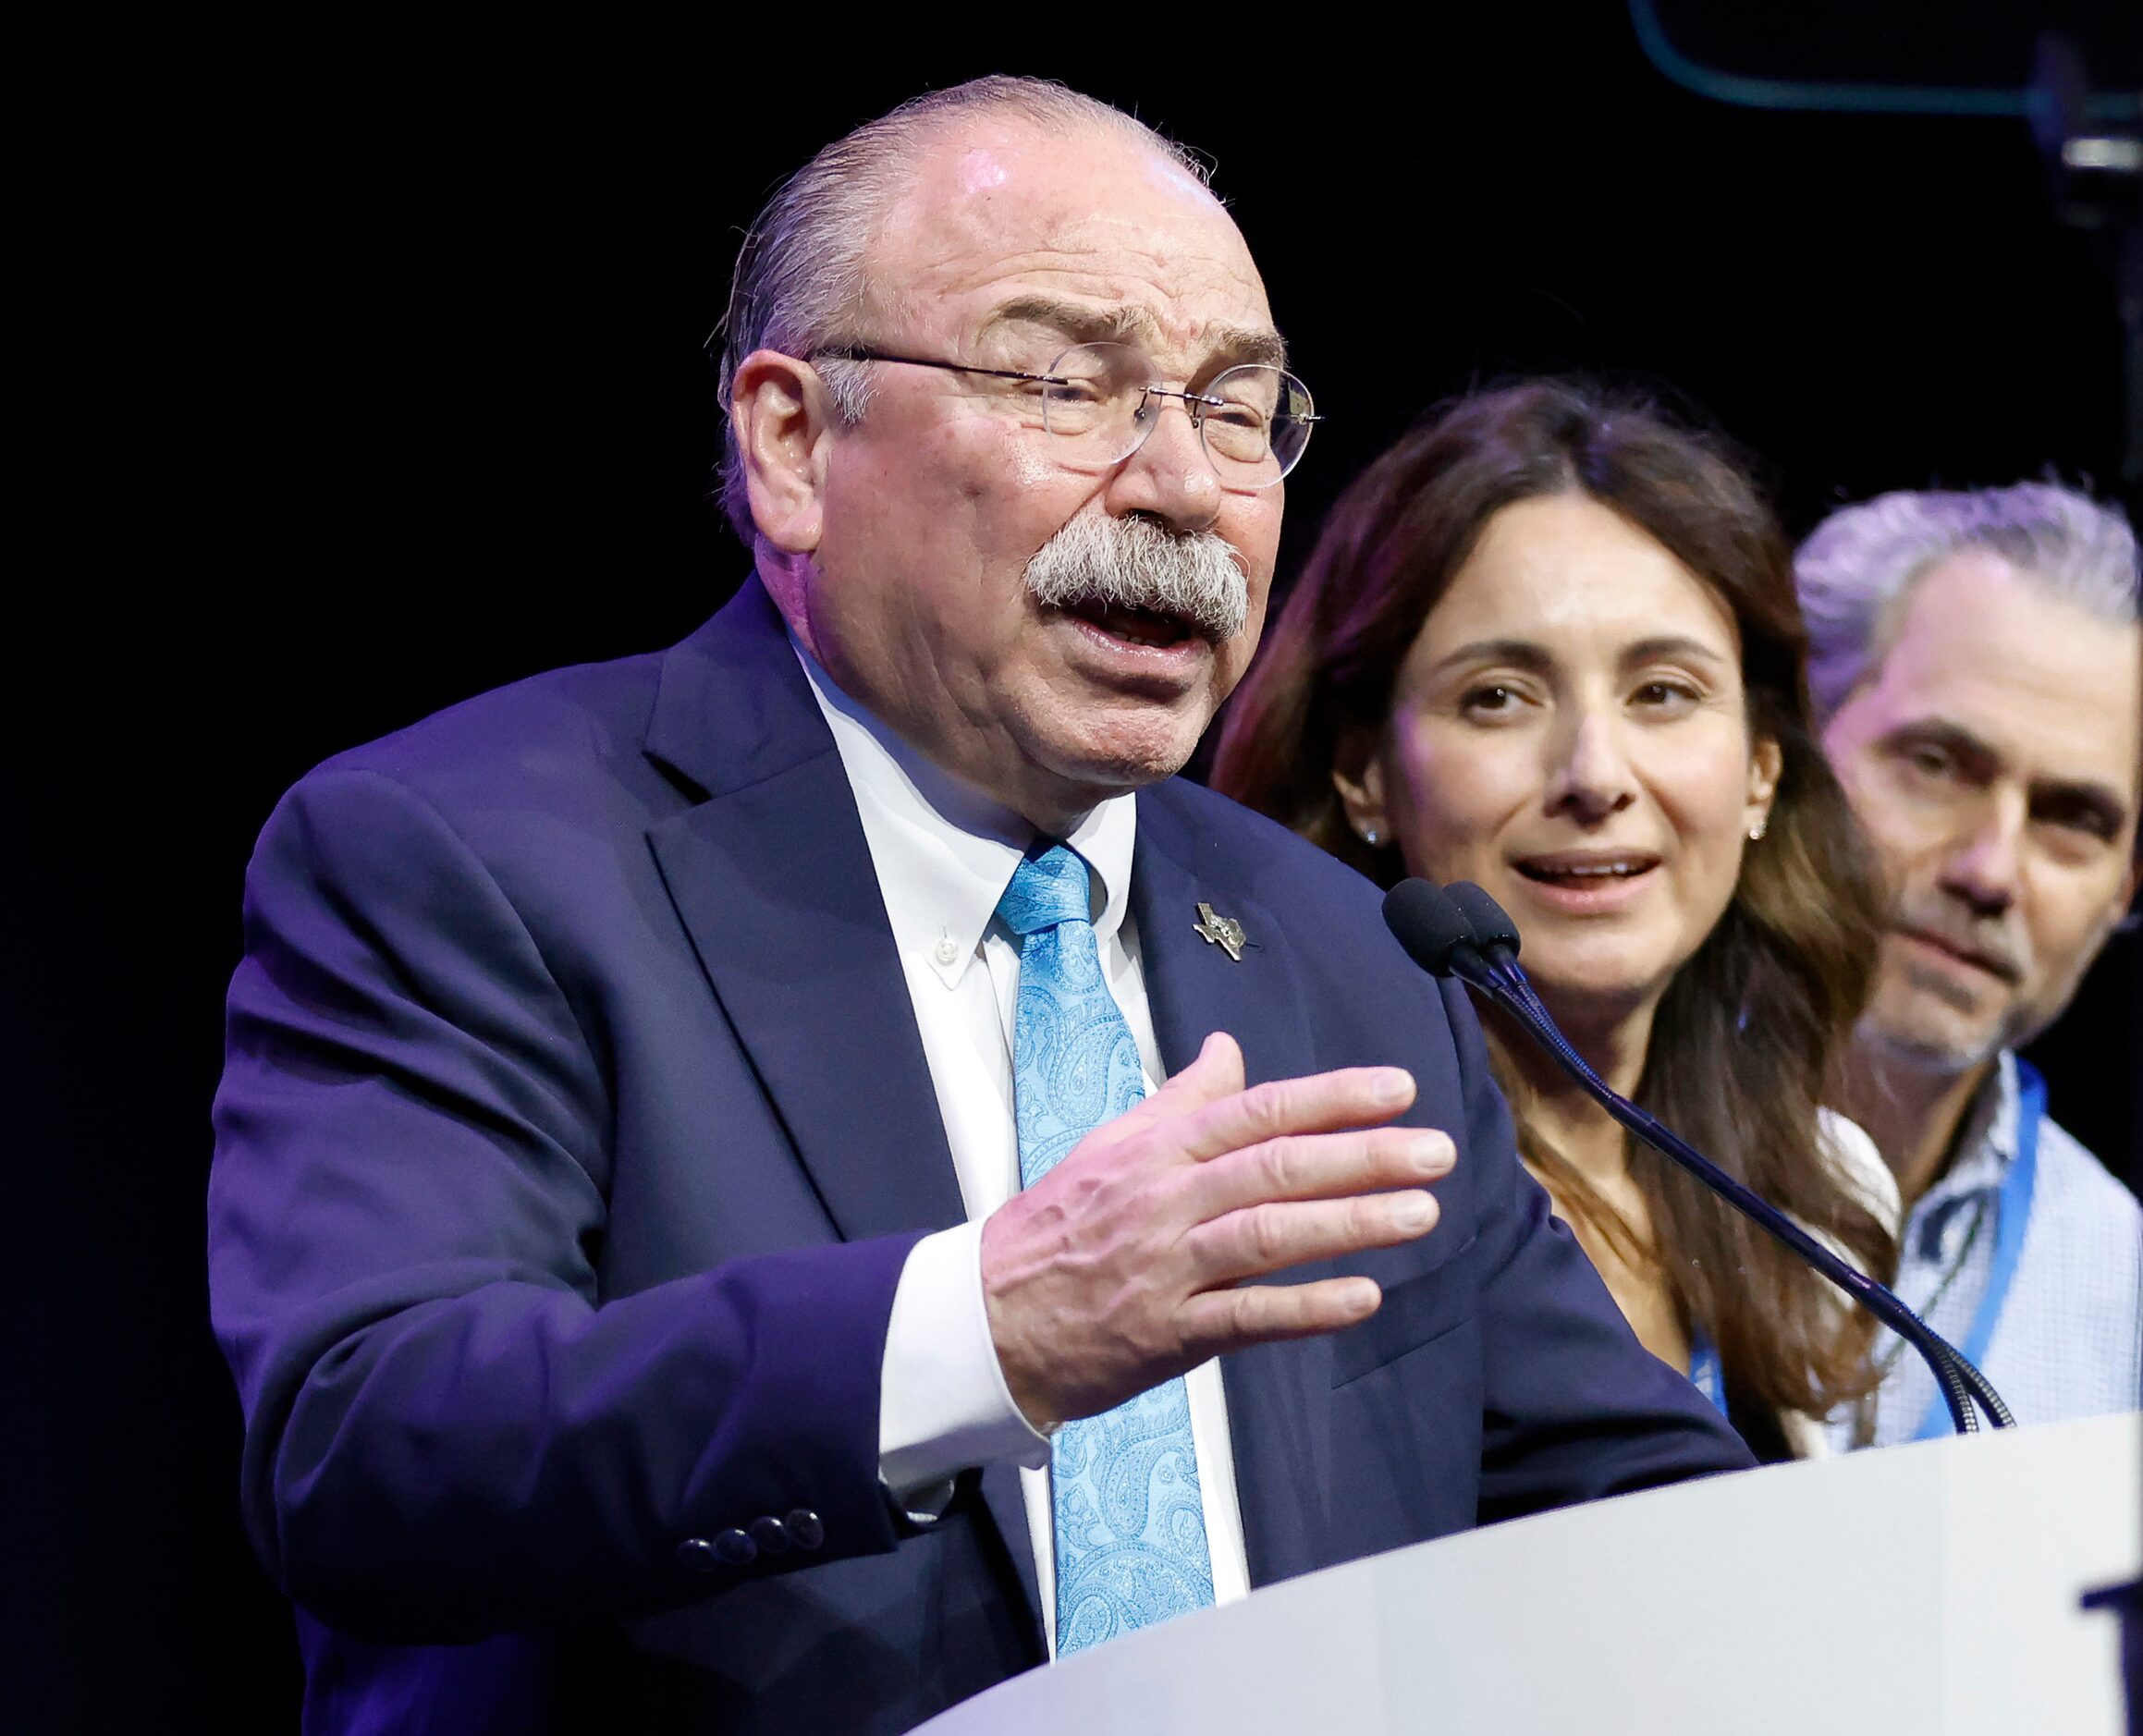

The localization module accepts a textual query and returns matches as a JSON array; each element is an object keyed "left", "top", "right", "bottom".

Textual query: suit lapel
[
  {"left": 643, "top": 581, "right": 1042, "bottom": 1641},
  {"left": 643, "top": 583, "right": 964, "bottom": 1242},
  {"left": 1132, "top": 789, "right": 1332, "bottom": 1589},
  {"left": 648, "top": 760, "right": 966, "bottom": 1243}
]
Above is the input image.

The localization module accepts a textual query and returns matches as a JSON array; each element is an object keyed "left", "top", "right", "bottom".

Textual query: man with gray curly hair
[{"left": 1798, "top": 482, "right": 2143, "bottom": 1448}]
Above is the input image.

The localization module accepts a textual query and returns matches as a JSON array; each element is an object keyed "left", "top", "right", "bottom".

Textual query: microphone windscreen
[
  {"left": 1381, "top": 879, "right": 1477, "bottom": 978},
  {"left": 1446, "top": 882, "right": 1521, "bottom": 957}
]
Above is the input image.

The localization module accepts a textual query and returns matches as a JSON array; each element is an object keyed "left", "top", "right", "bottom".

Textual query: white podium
[{"left": 917, "top": 1412, "right": 2141, "bottom": 1736}]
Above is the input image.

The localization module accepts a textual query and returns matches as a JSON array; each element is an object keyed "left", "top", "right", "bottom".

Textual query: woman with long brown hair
[{"left": 1213, "top": 380, "right": 1896, "bottom": 1457}]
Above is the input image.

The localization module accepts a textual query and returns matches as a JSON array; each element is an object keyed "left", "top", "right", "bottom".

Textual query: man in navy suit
[{"left": 209, "top": 78, "right": 1749, "bottom": 1733}]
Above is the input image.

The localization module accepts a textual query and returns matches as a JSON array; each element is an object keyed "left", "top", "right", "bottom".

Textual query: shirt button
[
  {"left": 933, "top": 936, "right": 961, "bottom": 966},
  {"left": 787, "top": 1509, "right": 826, "bottom": 1550},
  {"left": 712, "top": 1528, "right": 758, "bottom": 1567},
  {"left": 748, "top": 1515, "right": 791, "bottom": 1555}
]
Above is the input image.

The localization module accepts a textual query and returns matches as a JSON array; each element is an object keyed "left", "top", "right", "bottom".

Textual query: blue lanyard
[
  {"left": 1912, "top": 1058, "right": 2045, "bottom": 1440},
  {"left": 1688, "top": 1331, "right": 1728, "bottom": 1417}
]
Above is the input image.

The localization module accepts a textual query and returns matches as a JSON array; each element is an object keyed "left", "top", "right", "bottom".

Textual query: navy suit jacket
[{"left": 209, "top": 578, "right": 1750, "bottom": 1733}]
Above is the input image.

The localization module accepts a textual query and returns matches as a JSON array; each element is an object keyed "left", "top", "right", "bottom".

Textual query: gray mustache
[{"left": 1024, "top": 514, "right": 1250, "bottom": 642}]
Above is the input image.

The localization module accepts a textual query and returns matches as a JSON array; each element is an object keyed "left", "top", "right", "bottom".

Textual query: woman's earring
[
  {"left": 1748, "top": 816, "right": 1769, "bottom": 842},
  {"left": 1361, "top": 825, "right": 1382, "bottom": 848}
]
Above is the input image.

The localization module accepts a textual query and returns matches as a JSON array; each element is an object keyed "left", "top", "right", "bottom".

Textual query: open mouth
[
  {"left": 1512, "top": 850, "right": 1661, "bottom": 891},
  {"left": 1059, "top": 597, "right": 1200, "bottom": 649}
]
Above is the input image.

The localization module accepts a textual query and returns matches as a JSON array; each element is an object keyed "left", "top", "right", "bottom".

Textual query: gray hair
[
  {"left": 713, "top": 77, "right": 1209, "bottom": 543},
  {"left": 1795, "top": 481, "right": 2140, "bottom": 720}
]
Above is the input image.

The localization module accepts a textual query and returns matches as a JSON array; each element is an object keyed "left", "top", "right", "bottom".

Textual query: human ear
[
  {"left": 1331, "top": 736, "right": 1392, "bottom": 850},
  {"left": 1745, "top": 735, "right": 1784, "bottom": 837},
  {"left": 730, "top": 349, "right": 835, "bottom": 555}
]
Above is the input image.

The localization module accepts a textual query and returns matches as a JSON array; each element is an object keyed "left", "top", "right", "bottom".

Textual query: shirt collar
[
  {"left": 791, "top": 638, "right": 1138, "bottom": 988},
  {"left": 1922, "top": 1050, "right": 2021, "bottom": 1206}
]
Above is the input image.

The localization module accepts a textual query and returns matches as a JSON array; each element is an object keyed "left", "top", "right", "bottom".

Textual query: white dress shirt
[{"left": 794, "top": 644, "right": 1250, "bottom": 1654}]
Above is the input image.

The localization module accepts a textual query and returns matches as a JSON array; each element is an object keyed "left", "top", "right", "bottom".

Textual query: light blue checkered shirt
[{"left": 1833, "top": 1052, "right": 2143, "bottom": 1449}]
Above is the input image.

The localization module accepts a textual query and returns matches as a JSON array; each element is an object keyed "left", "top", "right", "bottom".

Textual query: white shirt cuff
[{"left": 878, "top": 1220, "right": 1052, "bottom": 1508}]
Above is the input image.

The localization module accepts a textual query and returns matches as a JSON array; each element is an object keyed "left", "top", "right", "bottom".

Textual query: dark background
[{"left": 9, "top": 9, "right": 2139, "bottom": 1728}]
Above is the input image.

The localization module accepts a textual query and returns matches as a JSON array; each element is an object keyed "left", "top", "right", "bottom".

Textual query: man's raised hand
[{"left": 980, "top": 1031, "right": 1456, "bottom": 1430}]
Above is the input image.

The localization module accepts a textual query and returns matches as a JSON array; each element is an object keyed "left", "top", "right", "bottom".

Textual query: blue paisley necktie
[{"left": 996, "top": 843, "right": 1216, "bottom": 1654}]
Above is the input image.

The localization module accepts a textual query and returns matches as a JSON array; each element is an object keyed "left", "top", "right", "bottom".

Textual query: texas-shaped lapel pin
[{"left": 1193, "top": 901, "right": 1247, "bottom": 962}]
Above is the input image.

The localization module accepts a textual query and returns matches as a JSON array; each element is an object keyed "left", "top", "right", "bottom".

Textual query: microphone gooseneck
[{"left": 1382, "top": 877, "right": 2012, "bottom": 1436}]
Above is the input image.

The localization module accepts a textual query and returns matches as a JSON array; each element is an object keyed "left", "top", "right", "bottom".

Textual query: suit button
[
  {"left": 748, "top": 1516, "right": 791, "bottom": 1555},
  {"left": 676, "top": 1537, "right": 719, "bottom": 1573},
  {"left": 787, "top": 1509, "right": 826, "bottom": 1550},
  {"left": 712, "top": 1528, "right": 758, "bottom": 1567}
]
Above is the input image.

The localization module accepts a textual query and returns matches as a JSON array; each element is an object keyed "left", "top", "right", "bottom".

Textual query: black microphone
[
  {"left": 1382, "top": 876, "right": 1497, "bottom": 984},
  {"left": 1441, "top": 879, "right": 1561, "bottom": 1028},
  {"left": 1444, "top": 881, "right": 1520, "bottom": 963},
  {"left": 1383, "top": 876, "right": 2011, "bottom": 1436}
]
